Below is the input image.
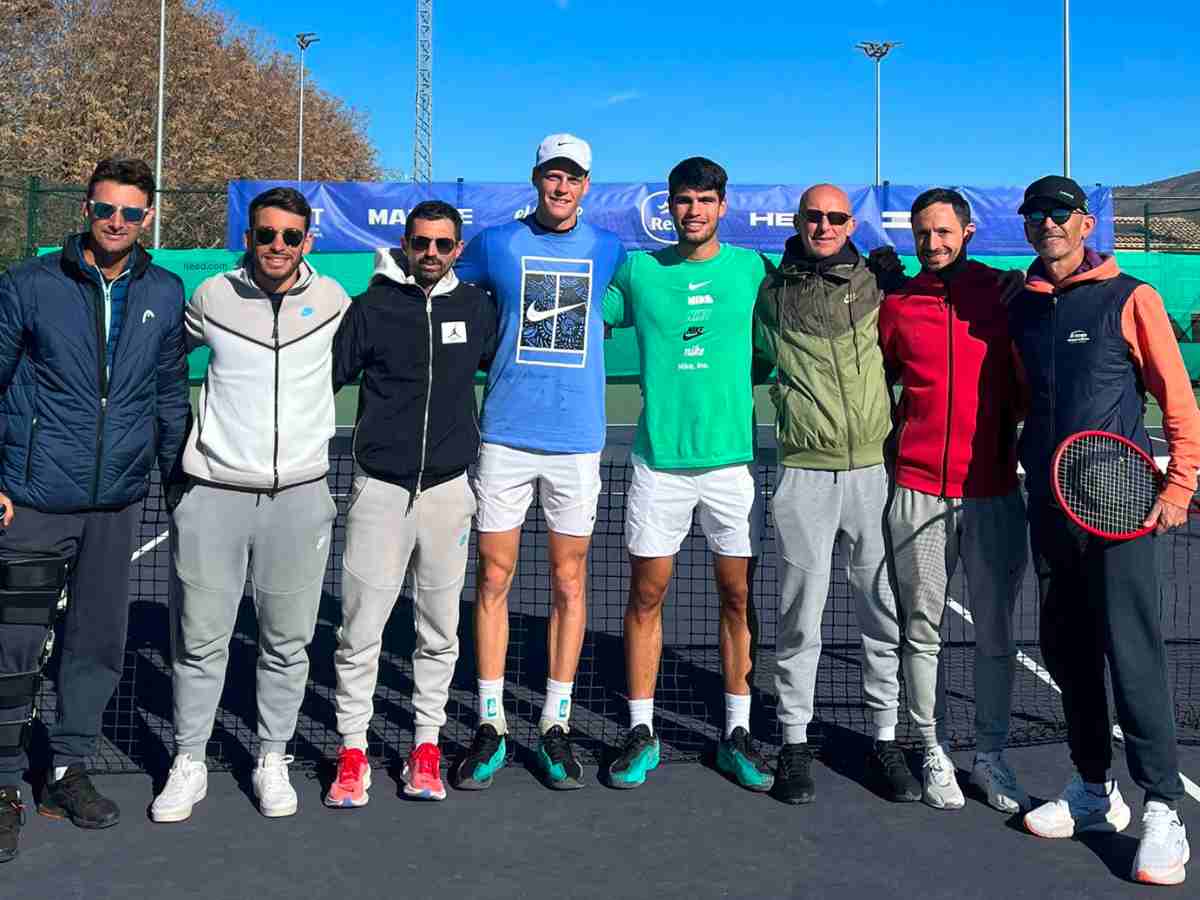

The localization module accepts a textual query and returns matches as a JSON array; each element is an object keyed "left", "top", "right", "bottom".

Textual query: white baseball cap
[{"left": 535, "top": 133, "right": 592, "bottom": 174}]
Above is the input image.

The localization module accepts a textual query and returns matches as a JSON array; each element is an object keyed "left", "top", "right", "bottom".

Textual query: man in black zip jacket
[
  {"left": 325, "top": 201, "right": 497, "bottom": 806},
  {"left": 0, "top": 158, "right": 189, "bottom": 859}
]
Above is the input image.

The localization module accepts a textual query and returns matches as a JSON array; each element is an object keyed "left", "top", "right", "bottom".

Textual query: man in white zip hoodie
[
  {"left": 151, "top": 187, "right": 350, "bottom": 821},
  {"left": 325, "top": 201, "right": 496, "bottom": 806}
]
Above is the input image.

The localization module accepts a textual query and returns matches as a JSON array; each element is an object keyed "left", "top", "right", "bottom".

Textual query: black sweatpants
[
  {"left": 0, "top": 503, "right": 139, "bottom": 779},
  {"left": 1029, "top": 501, "right": 1182, "bottom": 804}
]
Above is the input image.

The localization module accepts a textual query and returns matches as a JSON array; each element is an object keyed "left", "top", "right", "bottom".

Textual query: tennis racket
[{"left": 1052, "top": 430, "right": 1199, "bottom": 540}]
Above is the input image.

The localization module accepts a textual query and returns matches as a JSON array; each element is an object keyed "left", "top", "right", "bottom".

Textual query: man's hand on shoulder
[
  {"left": 867, "top": 246, "right": 905, "bottom": 291},
  {"left": 0, "top": 491, "right": 14, "bottom": 528},
  {"left": 998, "top": 270, "right": 1026, "bottom": 306}
]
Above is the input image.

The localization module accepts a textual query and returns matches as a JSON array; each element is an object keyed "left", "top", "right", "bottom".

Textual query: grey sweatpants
[
  {"left": 772, "top": 464, "right": 902, "bottom": 744},
  {"left": 170, "top": 479, "right": 337, "bottom": 758},
  {"left": 887, "top": 486, "right": 1028, "bottom": 751},
  {"left": 334, "top": 471, "right": 475, "bottom": 748}
]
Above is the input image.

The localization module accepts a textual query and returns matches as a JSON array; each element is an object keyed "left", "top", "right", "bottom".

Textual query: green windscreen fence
[{"left": 39, "top": 248, "right": 1200, "bottom": 381}]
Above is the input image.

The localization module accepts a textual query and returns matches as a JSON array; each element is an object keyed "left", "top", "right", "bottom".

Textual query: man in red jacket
[{"left": 879, "top": 188, "right": 1029, "bottom": 813}]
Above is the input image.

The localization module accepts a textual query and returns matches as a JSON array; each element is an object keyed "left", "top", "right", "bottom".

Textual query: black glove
[
  {"left": 163, "top": 478, "right": 191, "bottom": 513},
  {"left": 998, "top": 269, "right": 1026, "bottom": 306},
  {"left": 867, "top": 246, "right": 906, "bottom": 291}
]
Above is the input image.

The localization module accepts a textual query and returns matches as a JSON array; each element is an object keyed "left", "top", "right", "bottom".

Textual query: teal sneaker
[
  {"left": 537, "top": 725, "right": 584, "bottom": 790},
  {"left": 716, "top": 727, "right": 774, "bottom": 793},
  {"left": 607, "top": 725, "right": 660, "bottom": 790},
  {"left": 451, "top": 724, "right": 506, "bottom": 790}
]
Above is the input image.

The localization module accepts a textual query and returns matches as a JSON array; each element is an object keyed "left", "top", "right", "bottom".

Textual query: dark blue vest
[{"left": 1010, "top": 272, "right": 1152, "bottom": 501}]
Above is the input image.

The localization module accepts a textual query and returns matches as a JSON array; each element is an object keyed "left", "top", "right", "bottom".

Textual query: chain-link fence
[{"left": 0, "top": 177, "right": 226, "bottom": 271}]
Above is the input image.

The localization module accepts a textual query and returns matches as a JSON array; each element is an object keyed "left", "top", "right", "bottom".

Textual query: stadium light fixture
[
  {"left": 296, "top": 32, "right": 320, "bottom": 182},
  {"left": 153, "top": 0, "right": 166, "bottom": 248},
  {"left": 855, "top": 41, "right": 901, "bottom": 186}
]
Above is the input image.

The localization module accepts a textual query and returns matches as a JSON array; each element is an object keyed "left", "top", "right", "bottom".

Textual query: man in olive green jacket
[{"left": 753, "top": 183, "right": 917, "bottom": 806}]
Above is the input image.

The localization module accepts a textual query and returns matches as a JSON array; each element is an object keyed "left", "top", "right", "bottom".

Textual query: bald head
[{"left": 797, "top": 183, "right": 856, "bottom": 259}]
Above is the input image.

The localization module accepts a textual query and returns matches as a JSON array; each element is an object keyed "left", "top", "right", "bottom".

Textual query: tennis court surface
[{"left": 14, "top": 424, "right": 1200, "bottom": 896}]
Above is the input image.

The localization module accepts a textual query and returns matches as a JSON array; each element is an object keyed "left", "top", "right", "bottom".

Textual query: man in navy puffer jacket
[{"left": 0, "top": 158, "right": 188, "bottom": 860}]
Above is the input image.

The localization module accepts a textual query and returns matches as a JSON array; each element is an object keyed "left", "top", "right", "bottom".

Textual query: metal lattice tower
[{"left": 413, "top": 0, "right": 433, "bottom": 183}]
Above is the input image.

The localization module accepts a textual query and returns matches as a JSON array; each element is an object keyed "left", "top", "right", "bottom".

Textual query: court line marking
[{"left": 946, "top": 598, "right": 1200, "bottom": 805}]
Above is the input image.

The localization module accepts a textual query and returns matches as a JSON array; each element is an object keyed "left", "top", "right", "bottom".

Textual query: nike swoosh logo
[
  {"left": 688, "top": 281, "right": 711, "bottom": 291},
  {"left": 527, "top": 302, "right": 585, "bottom": 323}
]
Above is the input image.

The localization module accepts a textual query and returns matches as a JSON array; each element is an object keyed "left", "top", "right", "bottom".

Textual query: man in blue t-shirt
[{"left": 452, "top": 134, "right": 626, "bottom": 791}]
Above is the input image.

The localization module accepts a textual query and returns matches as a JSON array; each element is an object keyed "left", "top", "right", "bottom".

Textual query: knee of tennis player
[
  {"left": 549, "top": 560, "right": 587, "bottom": 609},
  {"left": 476, "top": 556, "right": 517, "bottom": 607},
  {"left": 627, "top": 578, "right": 669, "bottom": 622}
]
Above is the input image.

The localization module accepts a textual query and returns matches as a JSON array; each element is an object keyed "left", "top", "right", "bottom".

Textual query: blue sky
[{"left": 223, "top": 1, "right": 1199, "bottom": 188}]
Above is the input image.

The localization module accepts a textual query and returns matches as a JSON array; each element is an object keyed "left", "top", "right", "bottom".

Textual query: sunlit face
[
  {"left": 245, "top": 206, "right": 313, "bottom": 285},
  {"left": 669, "top": 187, "right": 726, "bottom": 247},
  {"left": 532, "top": 163, "right": 590, "bottom": 228},
  {"left": 1023, "top": 205, "right": 1096, "bottom": 264},
  {"left": 402, "top": 216, "right": 463, "bottom": 287},
  {"left": 83, "top": 180, "right": 154, "bottom": 258},
  {"left": 912, "top": 202, "right": 975, "bottom": 272},
  {"left": 797, "top": 184, "right": 856, "bottom": 259}
]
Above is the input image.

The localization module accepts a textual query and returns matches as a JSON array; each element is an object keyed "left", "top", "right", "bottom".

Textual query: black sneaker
[
  {"left": 607, "top": 725, "right": 660, "bottom": 790},
  {"left": 867, "top": 740, "right": 920, "bottom": 803},
  {"left": 451, "top": 723, "right": 506, "bottom": 791},
  {"left": 37, "top": 765, "right": 120, "bottom": 828},
  {"left": 0, "top": 786, "right": 24, "bottom": 863},
  {"left": 774, "top": 743, "right": 816, "bottom": 805},
  {"left": 716, "top": 727, "right": 775, "bottom": 792},
  {"left": 537, "top": 725, "right": 584, "bottom": 790}
]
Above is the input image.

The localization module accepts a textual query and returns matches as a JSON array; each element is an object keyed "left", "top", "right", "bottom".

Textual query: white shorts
[
  {"left": 625, "top": 455, "right": 762, "bottom": 558},
  {"left": 471, "top": 442, "right": 603, "bottom": 537}
]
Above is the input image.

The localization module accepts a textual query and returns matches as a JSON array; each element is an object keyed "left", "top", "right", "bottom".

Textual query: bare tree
[{"left": 0, "top": 0, "right": 380, "bottom": 248}]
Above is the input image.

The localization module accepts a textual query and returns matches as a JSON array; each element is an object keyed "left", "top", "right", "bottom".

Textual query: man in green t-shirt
[{"left": 601, "top": 157, "right": 771, "bottom": 792}]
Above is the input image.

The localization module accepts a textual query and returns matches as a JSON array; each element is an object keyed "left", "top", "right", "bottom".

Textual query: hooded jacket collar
[
  {"left": 228, "top": 254, "right": 316, "bottom": 297},
  {"left": 370, "top": 247, "right": 461, "bottom": 298},
  {"left": 1024, "top": 248, "right": 1119, "bottom": 294},
  {"left": 778, "top": 234, "right": 862, "bottom": 279}
]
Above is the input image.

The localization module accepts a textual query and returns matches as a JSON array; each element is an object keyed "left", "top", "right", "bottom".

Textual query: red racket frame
[{"left": 1051, "top": 430, "right": 1164, "bottom": 540}]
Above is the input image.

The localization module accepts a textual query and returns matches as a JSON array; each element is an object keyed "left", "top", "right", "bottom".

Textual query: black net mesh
[{"left": 31, "top": 433, "right": 1200, "bottom": 773}]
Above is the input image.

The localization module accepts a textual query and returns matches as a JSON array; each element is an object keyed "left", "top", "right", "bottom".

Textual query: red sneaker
[
  {"left": 402, "top": 743, "right": 446, "bottom": 801},
  {"left": 324, "top": 747, "right": 371, "bottom": 808}
]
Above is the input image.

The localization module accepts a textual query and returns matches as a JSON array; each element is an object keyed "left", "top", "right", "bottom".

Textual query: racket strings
[{"left": 1056, "top": 434, "right": 1158, "bottom": 536}]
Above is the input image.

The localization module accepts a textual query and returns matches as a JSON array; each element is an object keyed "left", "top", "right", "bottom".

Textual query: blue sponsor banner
[{"left": 227, "top": 181, "right": 1113, "bottom": 255}]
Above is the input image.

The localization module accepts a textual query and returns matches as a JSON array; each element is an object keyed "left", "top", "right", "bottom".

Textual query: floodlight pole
[
  {"left": 856, "top": 41, "right": 901, "bottom": 186},
  {"left": 153, "top": 0, "right": 166, "bottom": 248},
  {"left": 297, "top": 32, "right": 319, "bottom": 182},
  {"left": 1063, "top": 0, "right": 1071, "bottom": 177}
]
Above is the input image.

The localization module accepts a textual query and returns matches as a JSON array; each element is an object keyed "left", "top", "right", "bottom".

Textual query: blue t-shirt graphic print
[{"left": 456, "top": 217, "right": 626, "bottom": 454}]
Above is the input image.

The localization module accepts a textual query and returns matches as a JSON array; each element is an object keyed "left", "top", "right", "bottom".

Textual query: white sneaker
[
  {"left": 922, "top": 745, "right": 964, "bottom": 810},
  {"left": 150, "top": 753, "right": 208, "bottom": 823},
  {"left": 1024, "top": 774, "right": 1131, "bottom": 839},
  {"left": 252, "top": 752, "right": 298, "bottom": 818},
  {"left": 1132, "top": 801, "right": 1190, "bottom": 886},
  {"left": 970, "top": 752, "right": 1030, "bottom": 814}
]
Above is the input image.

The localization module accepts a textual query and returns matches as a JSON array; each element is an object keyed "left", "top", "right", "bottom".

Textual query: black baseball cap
[{"left": 1018, "top": 175, "right": 1090, "bottom": 215}]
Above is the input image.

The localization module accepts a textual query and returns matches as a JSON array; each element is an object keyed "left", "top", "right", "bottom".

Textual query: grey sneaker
[{"left": 921, "top": 745, "right": 964, "bottom": 810}]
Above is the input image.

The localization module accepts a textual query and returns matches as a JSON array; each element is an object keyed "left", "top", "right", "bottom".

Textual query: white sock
[
  {"left": 724, "top": 693, "right": 750, "bottom": 739},
  {"left": 414, "top": 726, "right": 439, "bottom": 747},
  {"left": 783, "top": 724, "right": 808, "bottom": 745},
  {"left": 53, "top": 765, "right": 67, "bottom": 782},
  {"left": 343, "top": 732, "right": 369, "bottom": 752},
  {"left": 478, "top": 677, "right": 506, "bottom": 733},
  {"left": 540, "top": 679, "right": 573, "bottom": 732},
  {"left": 628, "top": 698, "right": 654, "bottom": 734},
  {"left": 875, "top": 724, "right": 896, "bottom": 743}
]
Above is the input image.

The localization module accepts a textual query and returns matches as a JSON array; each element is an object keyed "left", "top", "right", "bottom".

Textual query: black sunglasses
[
  {"left": 252, "top": 227, "right": 306, "bottom": 247},
  {"left": 89, "top": 200, "right": 149, "bottom": 223},
  {"left": 1024, "top": 208, "right": 1077, "bottom": 226},
  {"left": 408, "top": 235, "right": 457, "bottom": 254},
  {"left": 802, "top": 209, "right": 852, "bottom": 226}
]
